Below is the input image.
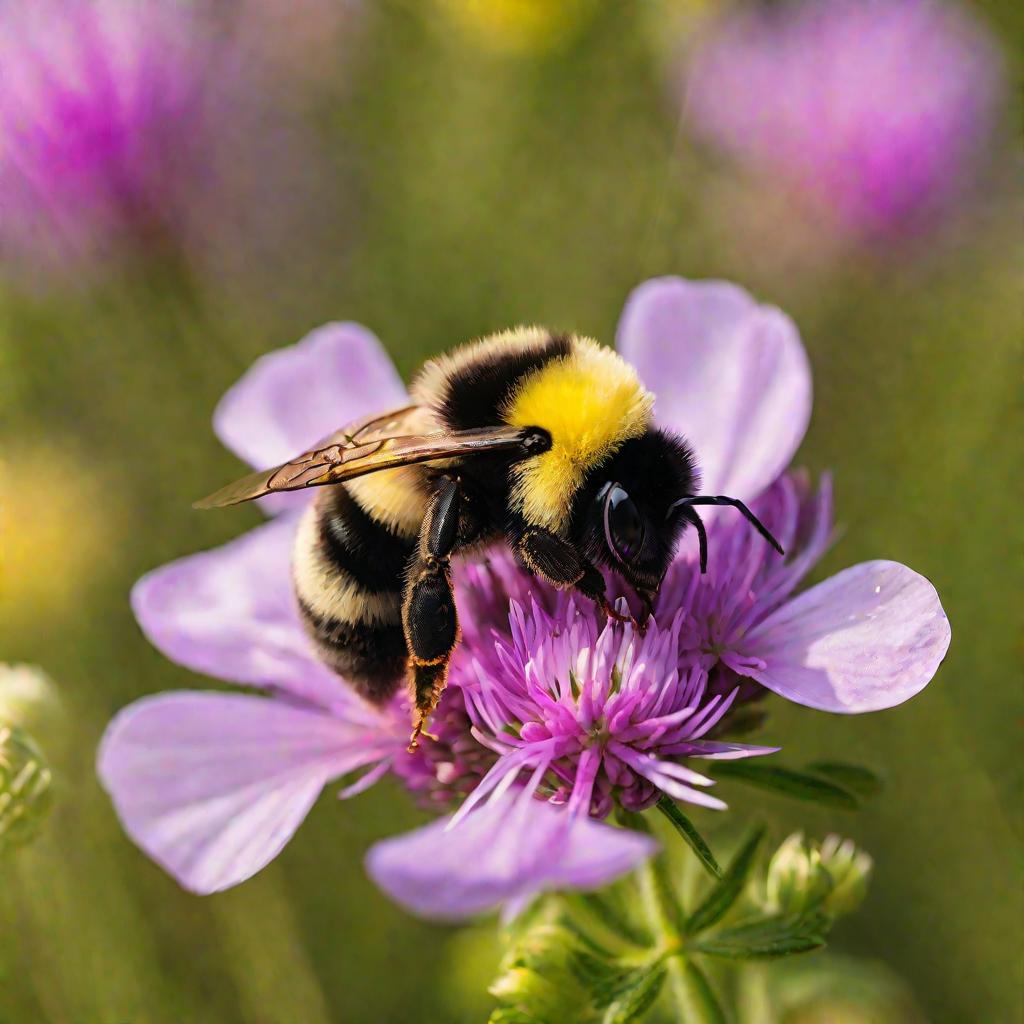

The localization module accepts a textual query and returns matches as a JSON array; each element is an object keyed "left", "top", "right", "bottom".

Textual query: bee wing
[{"left": 194, "top": 406, "right": 530, "bottom": 509}]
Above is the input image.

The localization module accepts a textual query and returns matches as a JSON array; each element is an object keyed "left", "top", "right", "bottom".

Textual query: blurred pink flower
[
  {"left": 0, "top": 0, "right": 339, "bottom": 286},
  {"left": 685, "top": 0, "right": 1004, "bottom": 238},
  {"left": 0, "top": 0, "right": 214, "bottom": 272}
]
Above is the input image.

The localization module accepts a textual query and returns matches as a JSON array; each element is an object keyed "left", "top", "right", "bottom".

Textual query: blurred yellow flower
[
  {"left": 1, "top": 446, "right": 114, "bottom": 627},
  {"left": 439, "top": 0, "right": 598, "bottom": 54}
]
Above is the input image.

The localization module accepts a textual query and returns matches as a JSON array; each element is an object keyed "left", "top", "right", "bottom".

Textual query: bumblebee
[{"left": 197, "top": 329, "right": 782, "bottom": 747}]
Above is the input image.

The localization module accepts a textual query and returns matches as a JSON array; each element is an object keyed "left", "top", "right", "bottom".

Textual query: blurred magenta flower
[
  {"left": 0, "top": 0, "right": 212, "bottom": 272},
  {"left": 0, "top": 0, "right": 337, "bottom": 286},
  {"left": 685, "top": 0, "right": 1004, "bottom": 238},
  {"left": 98, "top": 278, "right": 950, "bottom": 916}
]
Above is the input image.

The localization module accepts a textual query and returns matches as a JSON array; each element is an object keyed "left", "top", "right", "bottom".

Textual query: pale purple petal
[
  {"left": 98, "top": 692, "right": 392, "bottom": 894},
  {"left": 682, "top": 741, "right": 781, "bottom": 760},
  {"left": 213, "top": 322, "right": 407, "bottom": 472},
  {"left": 741, "top": 560, "right": 951, "bottom": 712},
  {"left": 131, "top": 515, "right": 348, "bottom": 709},
  {"left": 366, "top": 795, "right": 656, "bottom": 920},
  {"left": 616, "top": 277, "right": 811, "bottom": 503}
]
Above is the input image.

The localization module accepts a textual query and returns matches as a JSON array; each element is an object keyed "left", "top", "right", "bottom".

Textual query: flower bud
[
  {"left": 0, "top": 663, "right": 64, "bottom": 745},
  {"left": 489, "top": 913, "right": 594, "bottom": 1021},
  {"left": 0, "top": 724, "right": 54, "bottom": 852},
  {"left": 818, "top": 834, "right": 873, "bottom": 916},
  {"left": 764, "top": 832, "right": 832, "bottom": 915},
  {"left": 489, "top": 965, "right": 566, "bottom": 1017},
  {"left": 764, "top": 832, "right": 873, "bottom": 918}
]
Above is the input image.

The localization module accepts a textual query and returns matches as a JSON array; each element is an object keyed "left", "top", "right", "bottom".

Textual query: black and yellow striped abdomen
[
  {"left": 292, "top": 326, "right": 657, "bottom": 709},
  {"left": 293, "top": 478, "right": 419, "bottom": 703}
]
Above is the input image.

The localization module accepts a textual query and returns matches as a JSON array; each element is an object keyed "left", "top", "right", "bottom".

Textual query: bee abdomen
[
  {"left": 318, "top": 485, "right": 415, "bottom": 591},
  {"left": 298, "top": 598, "right": 408, "bottom": 703},
  {"left": 294, "top": 486, "right": 416, "bottom": 704}
]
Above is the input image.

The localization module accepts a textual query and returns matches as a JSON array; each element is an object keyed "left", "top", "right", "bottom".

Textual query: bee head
[{"left": 572, "top": 429, "right": 698, "bottom": 594}]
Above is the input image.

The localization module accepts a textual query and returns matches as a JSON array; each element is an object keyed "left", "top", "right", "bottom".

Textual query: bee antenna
[{"left": 670, "top": 495, "right": 785, "bottom": 559}]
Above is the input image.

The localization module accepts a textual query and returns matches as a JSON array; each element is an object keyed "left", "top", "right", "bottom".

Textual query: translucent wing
[{"left": 194, "top": 405, "right": 531, "bottom": 509}]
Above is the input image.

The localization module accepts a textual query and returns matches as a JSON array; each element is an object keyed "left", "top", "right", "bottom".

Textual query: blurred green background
[{"left": 1, "top": 2, "right": 1021, "bottom": 1022}]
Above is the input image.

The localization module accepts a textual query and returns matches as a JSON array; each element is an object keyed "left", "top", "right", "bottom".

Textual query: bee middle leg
[{"left": 402, "top": 476, "right": 462, "bottom": 750}]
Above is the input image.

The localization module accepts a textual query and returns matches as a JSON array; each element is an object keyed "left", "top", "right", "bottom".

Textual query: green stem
[
  {"left": 635, "top": 853, "right": 691, "bottom": 1014},
  {"left": 625, "top": 810, "right": 730, "bottom": 1024}
]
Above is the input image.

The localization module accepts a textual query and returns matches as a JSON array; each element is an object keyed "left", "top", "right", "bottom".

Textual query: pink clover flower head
[
  {"left": 685, "top": 0, "right": 1004, "bottom": 238},
  {"left": 98, "top": 280, "right": 951, "bottom": 919},
  {"left": 458, "top": 598, "right": 779, "bottom": 819}
]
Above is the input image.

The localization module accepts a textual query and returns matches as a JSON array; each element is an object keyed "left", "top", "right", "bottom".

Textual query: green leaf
[
  {"left": 600, "top": 965, "right": 666, "bottom": 1024},
  {"left": 680, "top": 961, "right": 728, "bottom": 1024},
  {"left": 568, "top": 949, "right": 628, "bottom": 995},
  {"left": 712, "top": 761, "right": 860, "bottom": 809},
  {"left": 686, "top": 826, "right": 766, "bottom": 934},
  {"left": 806, "top": 762, "right": 883, "bottom": 800},
  {"left": 654, "top": 797, "right": 722, "bottom": 878},
  {"left": 692, "top": 912, "right": 830, "bottom": 960},
  {"left": 555, "top": 913, "right": 618, "bottom": 959},
  {"left": 588, "top": 962, "right": 644, "bottom": 1010},
  {"left": 568, "top": 891, "right": 652, "bottom": 949},
  {"left": 488, "top": 1009, "right": 544, "bottom": 1024}
]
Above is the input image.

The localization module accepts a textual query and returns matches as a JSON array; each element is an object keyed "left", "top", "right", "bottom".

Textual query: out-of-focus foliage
[
  {"left": 1, "top": 1, "right": 1020, "bottom": 1022},
  {"left": 0, "top": 668, "right": 60, "bottom": 854},
  {"left": 0, "top": 725, "right": 53, "bottom": 853},
  {"left": 484, "top": 826, "right": 876, "bottom": 1023}
]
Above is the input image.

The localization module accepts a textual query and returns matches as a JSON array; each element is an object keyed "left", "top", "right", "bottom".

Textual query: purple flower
[
  {"left": 98, "top": 322, "right": 655, "bottom": 901},
  {"left": 685, "top": 0, "right": 1004, "bottom": 238},
  {"left": 455, "top": 600, "right": 779, "bottom": 817},
  {"left": 98, "top": 278, "right": 951, "bottom": 918},
  {"left": 100, "top": 514, "right": 413, "bottom": 894}
]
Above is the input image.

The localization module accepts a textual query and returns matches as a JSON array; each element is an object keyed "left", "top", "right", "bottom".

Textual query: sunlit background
[{"left": 1, "top": 0, "right": 1020, "bottom": 1021}]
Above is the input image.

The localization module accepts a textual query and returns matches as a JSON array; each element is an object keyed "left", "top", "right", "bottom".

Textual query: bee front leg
[
  {"left": 403, "top": 477, "right": 462, "bottom": 751},
  {"left": 512, "top": 524, "right": 652, "bottom": 631},
  {"left": 512, "top": 525, "right": 637, "bottom": 626}
]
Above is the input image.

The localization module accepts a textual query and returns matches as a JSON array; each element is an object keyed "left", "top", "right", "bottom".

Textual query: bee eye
[{"left": 602, "top": 483, "right": 645, "bottom": 564}]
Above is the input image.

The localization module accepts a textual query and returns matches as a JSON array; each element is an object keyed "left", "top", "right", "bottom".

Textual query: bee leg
[
  {"left": 512, "top": 525, "right": 645, "bottom": 631},
  {"left": 635, "top": 588, "right": 657, "bottom": 630},
  {"left": 403, "top": 477, "right": 462, "bottom": 751}
]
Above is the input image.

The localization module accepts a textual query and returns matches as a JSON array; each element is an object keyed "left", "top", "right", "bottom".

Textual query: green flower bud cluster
[
  {"left": 0, "top": 663, "right": 60, "bottom": 853},
  {"left": 764, "top": 832, "right": 873, "bottom": 919},
  {"left": 0, "top": 723, "right": 53, "bottom": 853},
  {"left": 0, "top": 662, "right": 64, "bottom": 743},
  {"left": 486, "top": 817, "right": 880, "bottom": 1024}
]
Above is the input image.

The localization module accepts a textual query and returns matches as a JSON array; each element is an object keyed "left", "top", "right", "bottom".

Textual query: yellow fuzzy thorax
[{"left": 505, "top": 338, "right": 654, "bottom": 531}]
